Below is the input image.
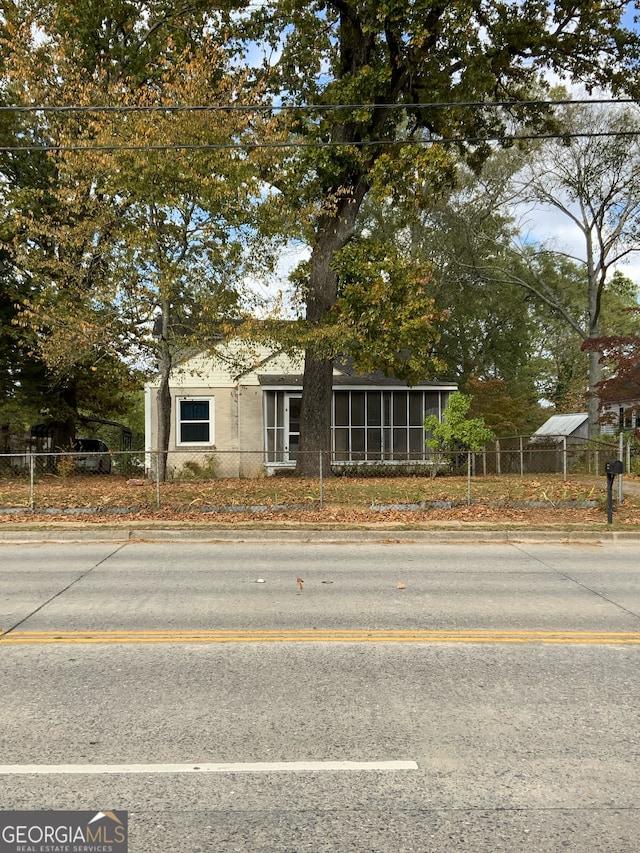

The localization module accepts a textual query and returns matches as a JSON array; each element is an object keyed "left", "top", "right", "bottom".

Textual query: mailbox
[{"left": 605, "top": 459, "right": 623, "bottom": 524}]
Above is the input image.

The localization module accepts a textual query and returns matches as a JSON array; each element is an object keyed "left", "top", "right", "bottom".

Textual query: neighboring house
[
  {"left": 144, "top": 342, "right": 457, "bottom": 476},
  {"left": 530, "top": 413, "right": 589, "bottom": 443},
  {"left": 599, "top": 400, "right": 640, "bottom": 434}
]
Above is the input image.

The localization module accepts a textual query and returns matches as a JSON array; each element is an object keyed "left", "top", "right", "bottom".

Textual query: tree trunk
[
  {"left": 586, "top": 250, "right": 603, "bottom": 440},
  {"left": 587, "top": 347, "right": 602, "bottom": 440},
  {"left": 295, "top": 182, "right": 368, "bottom": 476},
  {"left": 54, "top": 384, "right": 78, "bottom": 451},
  {"left": 156, "top": 373, "right": 171, "bottom": 482},
  {"left": 156, "top": 300, "right": 172, "bottom": 482},
  {"left": 296, "top": 356, "right": 334, "bottom": 476}
]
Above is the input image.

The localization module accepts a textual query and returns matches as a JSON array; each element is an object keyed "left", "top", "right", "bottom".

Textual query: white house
[{"left": 144, "top": 342, "right": 457, "bottom": 476}]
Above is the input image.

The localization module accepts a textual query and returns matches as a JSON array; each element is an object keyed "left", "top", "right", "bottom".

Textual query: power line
[
  {"left": 0, "top": 97, "right": 638, "bottom": 115},
  {"left": 2, "top": 129, "right": 639, "bottom": 153}
]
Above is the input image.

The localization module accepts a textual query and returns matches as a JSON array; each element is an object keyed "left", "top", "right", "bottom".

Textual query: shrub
[{"left": 176, "top": 455, "right": 218, "bottom": 480}]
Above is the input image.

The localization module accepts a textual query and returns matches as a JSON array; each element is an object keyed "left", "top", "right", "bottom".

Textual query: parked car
[{"left": 73, "top": 438, "right": 112, "bottom": 474}]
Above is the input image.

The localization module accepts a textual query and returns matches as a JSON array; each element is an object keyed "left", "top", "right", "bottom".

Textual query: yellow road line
[{"left": 2, "top": 629, "right": 640, "bottom": 645}]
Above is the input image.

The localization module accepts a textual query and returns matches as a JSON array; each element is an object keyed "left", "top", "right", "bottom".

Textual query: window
[{"left": 177, "top": 398, "right": 214, "bottom": 445}]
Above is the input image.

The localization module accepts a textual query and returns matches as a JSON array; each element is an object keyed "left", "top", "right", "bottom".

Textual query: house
[
  {"left": 599, "top": 400, "right": 640, "bottom": 434},
  {"left": 144, "top": 342, "right": 457, "bottom": 477}
]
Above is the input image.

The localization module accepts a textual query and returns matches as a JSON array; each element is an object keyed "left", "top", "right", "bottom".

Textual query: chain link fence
[
  {"left": 470, "top": 435, "right": 625, "bottom": 478},
  {"left": 0, "top": 436, "right": 634, "bottom": 512}
]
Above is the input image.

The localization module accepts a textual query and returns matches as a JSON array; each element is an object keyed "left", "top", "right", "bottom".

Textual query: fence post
[
  {"left": 627, "top": 438, "right": 632, "bottom": 475},
  {"left": 519, "top": 436, "right": 524, "bottom": 479},
  {"left": 482, "top": 448, "right": 487, "bottom": 476},
  {"left": 319, "top": 451, "right": 323, "bottom": 509},
  {"left": 619, "top": 432, "right": 624, "bottom": 505},
  {"left": 496, "top": 439, "right": 501, "bottom": 475},
  {"left": 467, "top": 451, "right": 471, "bottom": 505},
  {"left": 563, "top": 436, "right": 567, "bottom": 481},
  {"left": 29, "top": 452, "right": 35, "bottom": 511}
]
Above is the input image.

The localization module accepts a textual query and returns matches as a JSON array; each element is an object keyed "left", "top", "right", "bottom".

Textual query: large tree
[
  {"left": 2, "top": 0, "right": 269, "bottom": 461},
  {"left": 391, "top": 125, "right": 640, "bottom": 424},
  {"left": 495, "top": 101, "right": 640, "bottom": 435},
  {"left": 347, "top": 155, "right": 546, "bottom": 433},
  {"left": 239, "top": 0, "right": 640, "bottom": 473}
]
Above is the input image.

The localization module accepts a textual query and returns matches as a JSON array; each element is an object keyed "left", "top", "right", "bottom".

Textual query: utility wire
[
  {"left": 2, "top": 97, "right": 637, "bottom": 152},
  {"left": 2, "top": 129, "right": 640, "bottom": 153},
  {"left": 0, "top": 97, "right": 638, "bottom": 114}
]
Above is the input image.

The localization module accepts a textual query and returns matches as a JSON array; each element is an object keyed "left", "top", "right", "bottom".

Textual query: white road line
[{"left": 0, "top": 760, "right": 418, "bottom": 775}]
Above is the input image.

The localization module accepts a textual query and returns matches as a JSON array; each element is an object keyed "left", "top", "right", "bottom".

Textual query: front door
[{"left": 285, "top": 395, "right": 301, "bottom": 461}]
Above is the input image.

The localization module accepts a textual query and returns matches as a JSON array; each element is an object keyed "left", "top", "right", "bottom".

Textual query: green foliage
[
  {"left": 3, "top": 0, "right": 640, "bottom": 468},
  {"left": 369, "top": 145, "right": 457, "bottom": 212},
  {"left": 176, "top": 455, "right": 219, "bottom": 481},
  {"left": 332, "top": 462, "right": 435, "bottom": 478},
  {"left": 1, "top": 7, "right": 278, "bottom": 466},
  {"left": 241, "top": 0, "right": 640, "bottom": 467},
  {"left": 356, "top": 154, "right": 544, "bottom": 398},
  {"left": 329, "top": 238, "right": 445, "bottom": 383},
  {"left": 425, "top": 392, "right": 494, "bottom": 453},
  {"left": 465, "top": 377, "right": 546, "bottom": 437}
]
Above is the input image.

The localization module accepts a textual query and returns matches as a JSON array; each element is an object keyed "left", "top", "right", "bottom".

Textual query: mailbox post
[{"left": 605, "top": 460, "right": 623, "bottom": 524}]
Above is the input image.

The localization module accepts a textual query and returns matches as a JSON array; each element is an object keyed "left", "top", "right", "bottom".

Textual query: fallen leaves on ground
[{"left": 0, "top": 473, "right": 638, "bottom": 529}]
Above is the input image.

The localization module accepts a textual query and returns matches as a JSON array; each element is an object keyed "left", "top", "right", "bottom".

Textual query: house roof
[
  {"left": 532, "top": 413, "right": 588, "bottom": 438},
  {"left": 258, "top": 356, "right": 457, "bottom": 389}
]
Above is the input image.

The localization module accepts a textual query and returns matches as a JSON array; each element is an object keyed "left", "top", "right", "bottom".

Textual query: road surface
[{"left": 1, "top": 540, "right": 639, "bottom": 852}]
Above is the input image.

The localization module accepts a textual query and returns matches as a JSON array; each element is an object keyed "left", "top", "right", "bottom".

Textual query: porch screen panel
[
  {"left": 351, "top": 428, "right": 365, "bottom": 459},
  {"left": 392, "top": 392, "right": 407, "bottom": 425},
  {"left": 288, "top": 396, "right": 301, "bottom": 460},
  {"left": 424, "top": 392, "right": 439, "bottom": 418},
  {"left": 265, "top": 394, "right": 275, "bottom": 456},
  {"left": 351, "top": 392, "right": 365, "bottom": 426},
  {"left": 334, "top": 392, "right": 349, "bottom": 426},
  {"left": 350, "top": 391, "right": 367, "bottom": 462},
  {"left": 367, "top": 428, "right": 382, "bottom": 458},
  {"left": 391, "top": 392, "right": 407, "bottom": 459},
  {"left": 424, "top": 391, "right": 440, "bottom": 445},
  {"left": 366, "top": 393, "right": 382, "bottom": 459},
  {"left": 367, "top": 393, "right": 382, "bottom": 425},
  {"left": 409, "top": 392, "right": 423, "bottom": 425},
  {"left": 392, "top": 428, "right": 408, "bottom": 459},
  {"left": 334, "top": 428, "right": 349, "bottom": 460},
  {"left": 409, "top": 391, "right": 425, "bottom": 459}
]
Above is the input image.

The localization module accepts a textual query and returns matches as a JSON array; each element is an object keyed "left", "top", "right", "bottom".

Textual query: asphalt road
[{"left": 1, "top": 540, "right": 640, "bottom": 852}]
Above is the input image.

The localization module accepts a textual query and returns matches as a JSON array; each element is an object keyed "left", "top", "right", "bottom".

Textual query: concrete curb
[{"left": 1, "top": 526, "right": 639, "bottom": 544}]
